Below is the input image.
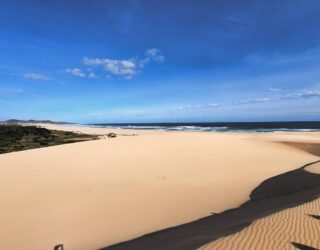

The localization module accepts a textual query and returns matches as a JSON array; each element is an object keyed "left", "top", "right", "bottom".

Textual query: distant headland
[{"left": 0, "top": 119, "right": 73, "bottom": 125}]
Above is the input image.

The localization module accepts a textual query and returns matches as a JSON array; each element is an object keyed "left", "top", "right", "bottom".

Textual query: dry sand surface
[
  {"left": 0, "top": 124, "right": 319, "bottom": 250},
  {"left": 306, "top": 161, "right": 320, "bottom": 174},
  {"left": 200, "top": 198, "right": 320, "bottom": 250},
  {"left": 198, "top": 161, "right": 320, "bottom": 250}
]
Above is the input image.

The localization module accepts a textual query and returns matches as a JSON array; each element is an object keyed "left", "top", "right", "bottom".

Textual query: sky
[{"left": 0, "top": 0, "right": 320, "bottom": 123}]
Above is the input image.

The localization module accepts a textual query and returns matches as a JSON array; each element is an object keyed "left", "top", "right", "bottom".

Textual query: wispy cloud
[
  {"left": 23, "top": 73, "right": 51, "bottom": 81},
  {"left": 81, "top": 48, "right": 165, "bottom": 79},
  {"left": 0, "top": 88, "right": 23, "bottom": 93},
  {"left": 244, "top": 46, "right": 320, "bottom": 65},
  {"left": 142, "top": 48, "right": 165, "bottom": 65},
  {"left": 88, "top": 72, "right": 96, "bottom": 79},
  {"left": 268, "top": 87, "right": 281, "bottom": 92},
  {"left": 66, "top": 68, "right": 86, "bottom": 77},
  {"left": 177, "top": 103, "right": 219, "bottom": 110},
  {"left": 177, "top": 86, "right": 320, "bottom": 110},
  {"left": 146, "top": 48, "right": 165, "bottom": 62}
]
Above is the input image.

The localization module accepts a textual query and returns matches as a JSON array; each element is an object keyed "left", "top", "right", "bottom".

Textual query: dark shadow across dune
[{"left": 101, "top": 160, "right": 320, "bottom": 250}]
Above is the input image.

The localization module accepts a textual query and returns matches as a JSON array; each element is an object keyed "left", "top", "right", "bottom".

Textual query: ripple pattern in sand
[{"left": 199, "top": 198, "right": 320, "bottom": 250}]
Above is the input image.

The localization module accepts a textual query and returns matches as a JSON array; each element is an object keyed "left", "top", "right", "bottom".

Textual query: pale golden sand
[
  {"left": 0, "top": 124, "right": 319, "bottom": 249},
  {"left": 306, "top": 161, "right": 320, "bottom": 174},
  {"left": 199, "top": 198, "right": 320, "bottom": 250}
]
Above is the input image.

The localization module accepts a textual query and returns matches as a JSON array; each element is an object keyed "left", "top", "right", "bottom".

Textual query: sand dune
[
  {"left": 199, "top": 161, "right": 320, "bottom": 250},
  {"left": 0, "top": 124, "right": 319, "bottom": 250},
  {"left": 103, "top": 160, "right": 320, "bottom": 250},
  {"left": 200, "top": 198, "right": 320, "bottom": 250}
]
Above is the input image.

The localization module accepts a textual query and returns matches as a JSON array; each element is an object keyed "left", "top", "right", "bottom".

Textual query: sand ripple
[{"left": 200, "top": 198, "right": 320, "bottom": 250}]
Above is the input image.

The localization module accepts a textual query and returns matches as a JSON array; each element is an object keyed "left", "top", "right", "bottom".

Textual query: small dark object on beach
[
  {"left": 107, "top": 133, "right": 117, "bottom": 138},
  {"left": 54, "top": 244, "right": 64, "bottom": 250},
  {"left": 291, "top": 242, "right": 318, "bottom": 250}
]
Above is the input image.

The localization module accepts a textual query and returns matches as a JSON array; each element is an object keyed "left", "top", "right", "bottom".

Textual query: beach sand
[
  {"left": 200, "top": 199, "right": 320, "bottom": 250},
  {"left": 0, "top": 124, "right": 319, "bottom": 250},
  {"left": 306, "top": 161, "right": 320, "bottom": 174},
  {"left": 199, "top": 161, "right": 320, "bottom": 250}
]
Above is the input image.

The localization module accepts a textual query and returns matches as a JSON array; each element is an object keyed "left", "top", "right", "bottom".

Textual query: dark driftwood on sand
[{"left": 101, "top": 160, "right": 320, "bottom": 250}]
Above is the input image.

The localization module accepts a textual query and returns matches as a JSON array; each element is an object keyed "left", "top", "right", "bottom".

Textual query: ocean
[{"left": 90, "top": 121, "right": 320, "bottom": 133}]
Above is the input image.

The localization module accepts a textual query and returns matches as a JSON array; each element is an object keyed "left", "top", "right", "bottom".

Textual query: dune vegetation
[{"left": 0, "top": 125, "right": 98, "bottom": 154}]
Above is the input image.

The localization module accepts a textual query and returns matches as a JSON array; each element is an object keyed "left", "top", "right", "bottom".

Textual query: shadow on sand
[{"left": 101, "top": 159, "right": 320, "bottom": 250}]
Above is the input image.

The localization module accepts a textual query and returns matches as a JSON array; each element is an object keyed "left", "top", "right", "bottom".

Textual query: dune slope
[
  {"left": 201, "top": 199, "right": 320, "bottom": 250},
  {"left": 104, "top": 161, "right": 320, "bottom": 250}
]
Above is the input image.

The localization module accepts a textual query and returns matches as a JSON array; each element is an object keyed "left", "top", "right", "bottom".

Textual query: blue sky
[{"left": 0, "top": 0, "right": 320, "bottom": 123}]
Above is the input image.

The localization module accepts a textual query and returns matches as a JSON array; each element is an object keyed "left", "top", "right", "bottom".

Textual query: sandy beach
[{"left": 0, "top": 124, "right": 319, "bottom": 250}]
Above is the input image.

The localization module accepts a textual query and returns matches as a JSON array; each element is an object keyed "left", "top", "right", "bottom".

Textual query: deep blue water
[{"left": 90, "top": 121, "right": 320, "bottom": 132}]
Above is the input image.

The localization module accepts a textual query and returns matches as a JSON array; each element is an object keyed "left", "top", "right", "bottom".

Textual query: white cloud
[
  {"left": 23, "top": 73, "right": 51, "bottom": 81},
  {"left": 82, "top": 48, "right": 165, "bottom": 79},
  {"left": 82, "top": 57, "right": 137, "bottom": 78},
  {"left": 66, "top": 68, "right": 86, "bottom": 77}
]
